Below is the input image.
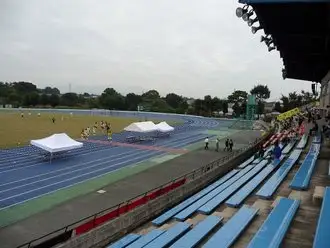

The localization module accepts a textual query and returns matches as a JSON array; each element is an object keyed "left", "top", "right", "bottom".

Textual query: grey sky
[{"left": 0, "top": 0, "right": 311, "bottom": 101}]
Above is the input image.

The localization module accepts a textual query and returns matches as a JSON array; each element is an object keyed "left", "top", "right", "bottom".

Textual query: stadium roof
[{"left": 237, "top": 0, "right": 330, "bottom": 82}]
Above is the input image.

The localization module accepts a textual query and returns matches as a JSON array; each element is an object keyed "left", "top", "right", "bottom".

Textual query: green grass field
[{"left": 0, "top": 111, "right": 181, "bottom": 148}]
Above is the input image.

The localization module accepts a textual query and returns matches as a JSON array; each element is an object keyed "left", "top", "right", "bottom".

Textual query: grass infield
[{"left": 0, "top": 112, "right": 140, "bottom": 148}]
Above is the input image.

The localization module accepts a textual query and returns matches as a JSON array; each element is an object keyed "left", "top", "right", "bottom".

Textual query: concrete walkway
[{"left": 0, "top": 130, "right": 261, "bottom": 248}]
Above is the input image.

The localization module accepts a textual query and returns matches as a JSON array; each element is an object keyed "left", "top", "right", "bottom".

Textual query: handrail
[{"left": 15, "top": 134, "right": 270, "bottom": 248}]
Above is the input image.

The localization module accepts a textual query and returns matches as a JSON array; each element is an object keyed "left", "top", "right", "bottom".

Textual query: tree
[
  {"left": 29, "top": 92, "right": 40, "bottom": 106},
  {"left": 222, "top": 101, "right": 228, "bottom": 115},
  {"left": 49, "top": 94, "right": 60, "bottom": 108},
  {"left": 99, "top": 88, "right": 125, "bottom": 110},
  {"left": 193, "top": 99, "right": 206, "bottom": 116},
  {"left": 227, "top": 90, "right": 248, "bottom": 104},
  {"left": 256, "top": 101, "right": 264, "bottom": 116},
  {"left": 211, "top": 97, "right": 223, "bottom": 112},
  {"left": 60, "top": 93, "right": 79, "bottom": 107},
  {"left": 43, "top": 87, "right": 60, "bottom": 95},
  {"left": 125, "top": 93, "right": 142, "bottom": 111},
  {"left": 142, "top": 90, "right": 160, "bottom": 101},
  {"left": 250, "top": 85, "right": 271, "bottom": 101},
  {"left": 165, "top": 93, "right": 183, "bottom": 109},
  {"left": 273, "top": 101, "right": 282, "bottom": 112},
  {"left": 12, "top": 82, "right": 38, "bottom": 94},
  {"left": 232, "top": 102, "right": 241, "bottom": 117},
  {"left": 40, "top": 94, "right": 49, "bottom": 106}
]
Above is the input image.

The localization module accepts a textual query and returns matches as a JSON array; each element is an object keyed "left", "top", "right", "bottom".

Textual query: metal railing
[{"left": 16, "top": 136, "right": 267, "bottom": 248}]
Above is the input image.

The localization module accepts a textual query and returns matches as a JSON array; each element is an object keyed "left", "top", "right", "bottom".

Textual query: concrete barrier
[{"left": 55, "top": 146, "right": 256, "bottom": 248}]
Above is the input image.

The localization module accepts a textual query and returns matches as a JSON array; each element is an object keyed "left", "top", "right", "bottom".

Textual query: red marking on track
[{"left": 84, "top": 139, "right": 187, "bottom": 154}]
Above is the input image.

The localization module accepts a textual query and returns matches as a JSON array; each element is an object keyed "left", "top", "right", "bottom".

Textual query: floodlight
[
  {"left": 268, "top": 46, "right": 276, "bottom": 52},
  {"left": 243, "top": 10, "right": 254, "bottom": 22},
  {"left": 248, "top": 17, "right": 258, "bottom": 27},
  {"left": 260, "top": 35, "right": 270, "bottom": 43},
  {"left": 236, "top": 5, "right": 249, "bottom": 18},
  {"left": 251, "top": 25, "right": 262, "bottom": 34}
]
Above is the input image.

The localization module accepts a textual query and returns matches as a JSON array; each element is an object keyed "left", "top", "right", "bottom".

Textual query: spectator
[
  {"left": 309, "top": 120, "right": 319, "bottom": 135},
  {"left": 204, "top": 137, "right": 209, "bottom": 150},
  {"left": 224, "top": 139, "right": 229, "bottom": 151},
  {"left": 229, "top": 139, "right": 234, "bottom": 152},
  {"left": 215, "top": 138, "right": 219, "bottom": 152},
  {"left": 272, "top": 141, "right": 282, "bottom": 161}
]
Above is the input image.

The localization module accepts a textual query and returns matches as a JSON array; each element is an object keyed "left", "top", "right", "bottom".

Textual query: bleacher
[{"left": 106, "top": 130, "right": 330, "bottom": 248}]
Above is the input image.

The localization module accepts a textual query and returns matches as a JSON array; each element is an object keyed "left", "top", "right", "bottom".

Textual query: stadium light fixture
[
  {"left": 243, "top": 10, "right": 254, "bottom": 22},
  {"left": 251, "top": 25, "right": 262, "bottom": 34},
  {"left": 248, "top": 17, "right": 258, "bottom": 27},
  {"left": 236, "top": 5, "right": 249, "bottom": 18},
  {"left": 268, "top": 45, "right": 276, "bottom": 52},
  {"left": 260, "top": 35, "right": 271, "bottom": 43},
  {"left": 282, "top": 69, "right": 287, "bottom": 79}
]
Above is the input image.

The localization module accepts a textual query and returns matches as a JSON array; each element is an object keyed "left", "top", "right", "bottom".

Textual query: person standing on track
[
  {"left": 204, "top": 137, "right": 209, "bottom": 150},
  {"left": 106, "top": 123, "right": 112, "bottom": 142}
]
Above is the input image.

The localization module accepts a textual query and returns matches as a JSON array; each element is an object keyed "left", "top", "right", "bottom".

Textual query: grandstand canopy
[{"left": 239, "top": 0, "right": 330, "bottom": 82}]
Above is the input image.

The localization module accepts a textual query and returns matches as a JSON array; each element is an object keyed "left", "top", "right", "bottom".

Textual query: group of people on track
[
  {"left": 80, "top": 120, "right": 112, "bottom": 141},
  {"left": 204, "top": 137, "right": 234, "bottom": 152}
]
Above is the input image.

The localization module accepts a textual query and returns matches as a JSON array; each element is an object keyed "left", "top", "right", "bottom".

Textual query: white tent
[
  {"left": 30, "top": 133, "right": 83, "bottom": 153},
  {"left": 155, "top": 121, "right": 174, "bottom": 132},
  {"left": 124, "top": 121, "right": 158, "bottom": 133}
]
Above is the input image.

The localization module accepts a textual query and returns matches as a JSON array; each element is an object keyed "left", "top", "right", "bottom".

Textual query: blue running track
[{"left": 0, "top": 110, "right": 235, "bottom": 210}]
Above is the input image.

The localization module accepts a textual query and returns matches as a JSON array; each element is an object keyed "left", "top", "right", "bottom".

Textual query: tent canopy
[
  {"left": 155, "top": 121, "right": 174, "bottom": 132},
  {"left": 124, "top": 121, "right": 158, "bottom": 133},
  {"left": 30, "top": 133, "right": 83, "bottom": 153}
]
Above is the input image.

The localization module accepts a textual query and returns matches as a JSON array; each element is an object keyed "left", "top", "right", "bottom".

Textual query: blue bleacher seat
[
  {"left": 173, "top": 165, "right": 255, "bottom": 221},
  {"left": 247, "top": 198, "right": 300, "bottom": 248},
  {"left": 170, "top": 215, "right": 222, "bottom": 248},
  {"left": 313, "top": 187, "right": 330, "bottom": 248},
  {"left": 289, "top": 144, "right": 320, "bottom": 190},
  {"left": 282, "top": 141, "right": 296, "bottom": 154},
  {"left": 126, "top": 229, "right": 165, "bottom": 248},
  {"left": 226, "top": 157, "right": 284, "bottom": 207},
  {"left": 198, "top": 160, "right": 268, "bottom": 215},
  {"left": 238, "top": 156, "right": 254, "bottom": 169},
  {"left": 296, "top": 134, "right": 308, "bottom": 149},
  {"left": 256, "top": 149, "right": 302, "bottom": 199},
  {"left": 313, "top": 134, "right": 322, "bottom": 144},
  {"left": 107, "top": 233, "right": 141, "bottom": 248},
  {"left": 203, "top": 205, "right": 259, "bottom": 248},
  {"left": 152, "top": 169, "right": 239, "bottom": 226},
  {"left": 144, "top": 222, "right": 191, "bottom": 248}
]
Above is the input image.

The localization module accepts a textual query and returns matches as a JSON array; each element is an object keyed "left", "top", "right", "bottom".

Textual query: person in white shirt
[{"left": 204, "top": 137, "right": 209, "bottom": 150}]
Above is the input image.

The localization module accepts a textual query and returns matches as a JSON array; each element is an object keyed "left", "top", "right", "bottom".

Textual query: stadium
[{"left": 1, "top": 1, "right": 330, "bottom": 248}]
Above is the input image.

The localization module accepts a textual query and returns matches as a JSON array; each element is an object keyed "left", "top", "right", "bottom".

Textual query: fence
[{"left": 15, "top": 134, "right": 268, "bottom": 248}]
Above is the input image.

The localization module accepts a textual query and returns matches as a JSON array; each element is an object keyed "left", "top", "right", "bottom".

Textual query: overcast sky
[{"left": 0, "top": 0, "right": 311, "bottom": 101}]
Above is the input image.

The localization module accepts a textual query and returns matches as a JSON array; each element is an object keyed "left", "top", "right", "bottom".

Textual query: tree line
[{"left": 0, "top": 81, "right": 317, "bottom": 117}]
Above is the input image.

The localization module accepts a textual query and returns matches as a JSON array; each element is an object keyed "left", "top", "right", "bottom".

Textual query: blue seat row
[
  {"left": 313, "top": 134, "right": 322, "bottom": 144},
  {"left": 282, "top": 140, "right": 296, "bottom": 154},
  {"left": 144, "top": 222, "right": 191, "bottom": 248},
  {"left": 238, "top": 156, "right": 254, "bottom": 169},
  {"left": 173, "top": 165, "right": 255, "bottom": 221},
  {"left": 152, "top": 169, "right": 239, "bottom": 226},
  {"left": 203, "top": 205, "right": 259, "bottom": 248},
  {"left": 226, "top": 156, "right": 285, "bottom": 207},
  {"left": 126, "top": 229, "right": 165, "bottom": 248},
  {"left": 313, "top": 187, "right": 330, "bottom": 248},
  {"left": 198, "top": 160, "right": 269, "bottom": 215},
  {"left": 256, "top": 149, "right": 302, "bottom": 199},
  {"left": 247, "top": 198, "right": 300, "bottom": 248},
  {"left": 289, "top": 144, "right": 320, "bottom": 190},
  {"left": 107, "top": 233, "right": 141, "bottom": 248},
  {"left": 296, "top": 134, "right": 308, "bottom": 149},
  {"left": 170, "top": 215, "right": 222, "bottom": 248}
]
